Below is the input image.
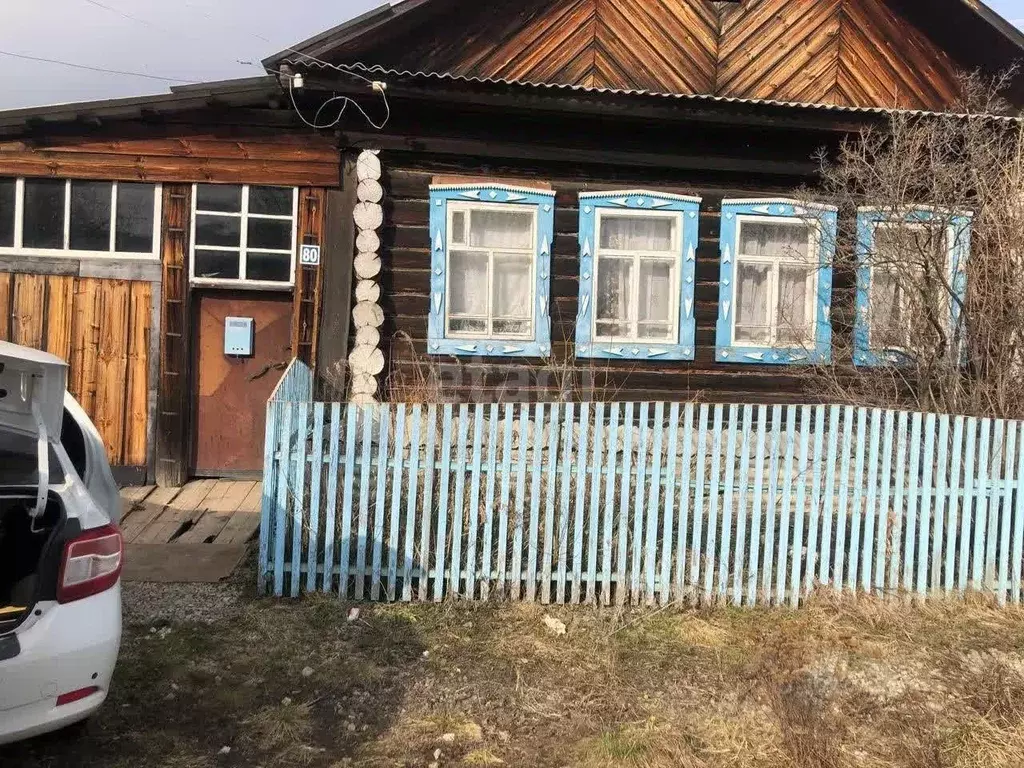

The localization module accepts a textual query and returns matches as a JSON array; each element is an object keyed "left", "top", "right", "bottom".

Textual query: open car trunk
[{"left": 0, "top": 341, "right": 73, "bottom": 634}]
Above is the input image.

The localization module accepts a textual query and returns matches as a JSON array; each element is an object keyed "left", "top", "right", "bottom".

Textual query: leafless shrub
[{"left": 808, "top": 69, "right": 1024, "bottom": 419}]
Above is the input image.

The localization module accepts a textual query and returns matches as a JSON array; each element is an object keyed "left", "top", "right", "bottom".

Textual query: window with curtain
[
  {"left": 445, "top": 203, "right": 536, "bottom": 339},
  {"left": 733, "top": 219, "right": 816, "bottom": 346},
  {"left": 855, "top": 209, "right": 969, "bottom": 367},
  {"left": 428, "top": 184, "right": 554, "bottom": 358},
  {"left": 0, "top": 177, "right": 161, "bottom": 257},
  {"left": 593, "top": 212, "right": 679, "bottom": 343},
  {"left": 716, "top": 199, "right": 835, "bottom": 365}
]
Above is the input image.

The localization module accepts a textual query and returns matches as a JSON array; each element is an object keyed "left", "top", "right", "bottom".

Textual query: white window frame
[
  {"left": 731, "top": 213, "right": 820, "bottom": 348},
  {"left": 868, "top": 220, "right": 954, "bottom": 352},
  {"left": 189, "top": 183, "right": 299, "bottom": 288},
  {"left": 591, "top": 207, "right": 683, "bottom": 345},
  {"left": 0, "top": 178, "right": 162, "bottom": 260},
  {"left": 443, "top": 200, "right": 537, "bottom": 341}
]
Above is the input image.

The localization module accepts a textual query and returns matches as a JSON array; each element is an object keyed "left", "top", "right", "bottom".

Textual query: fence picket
[
  {"left": 646, "top": 403, "right": 665, "bottom": 604},
  {"left": 273, "top": 402, "right": 292, "bottom": 597},
  {"left": 945, "top": 416, "right": 964, "bottom": 595},
  {"left": 339, "top": 407, "right": 358, "bottom": 598},
  {"left": 355, "top": 406, "right": 374, "bottom": 601},
  {"left": 544, "top": 403, "right": 561, "bottom": 605},
  {"left": 323, "top": 403, "right": 342, "bottom": 593},
  {"left": 258, "top": 400, "right": 280, "bottom": 596},
  {"left": 434, "top": 404, "right": 453, "bottom": 602},
  {"left": 820, "top": 406, "right": 841, "bottom": 588},
  {"left": 633, "top": 402, "right": 650, "bottom": 604},
  {"left": 902, "top": 413, "right": 922, "bottom": 595},
  {"left": 791, "top": 406, "right": 811, "bottom": 607},
  {"left": 617, "top": 403, "right": 635, "bottom": 606},
  {"left": 419, "top": 405, "right": 437, "bottom": 602},
  {"left": 875, "top": 410, "right": 895, "bottom": 593},
  {"left": 558, "top": 403, "right": 575, "bottom": 604},
  {"left": 931, "top": 415, "right": 949, "bottom": 594},
  {"left": 986, "top": 420, "right": 1005, "bottom": 593},
  {"left": 720, "top": 405, "right": 739, "bottom": 602},
  {"left": 1013, "top": 422, "right": 1024, "bottom": 604},
  {"left": 574, "top": 402, "right": 592, "bottom": 604},
  {"left": 834, "top": 406, "right": 855, "bottom": 593},
  {"left": 466, "top": 406, "right": 485, "bottom": 600},
  {"left": 449, "top": 405, "right": 470, "bottom": 599},
  {"left": 513, "top": 405, "right": 531, "bottom": 600},
  {"left": 403, "top": 406, "right": 421, "bottom": 602},
  {"left": 704, "top": 405, "right": 724, "bottom": 603},
  {"left": 747, "top": 405, "right": 768, "bottom": 606},
  {"left": 528, "top": 403, "right": 545, "bottom": 602},
  {"left": 862, "top": 409, "right": 882, "bottom": 595},
  {"left": 777, "top": 405, "right": 797, "bottom": 605},
  {"left": 764, "top": 405, "right": 783, "bottom": 603},
  {"left": 662, "top": 403, "right": 681, "bottom": 606},
  {"left": 483, "top": 404, "right": 500, "bottom": 602},
  {"left": 370, "top": 405, "right": 391, "bottom": 601},
  {"left": 916, "top": 414, "right": 936, "bottom": 598},
  {"left": 998, "top": 422, "right": 1016, "bottom": 605},
  {"left": 386, "top": 405, "right": 406, "bottom": 601},
  {"left": 973, "top": 418, "right": 992, "bottom": 592},
  {"left": 291, "top": 402, "right": 309, "bottom": 598},
  {"left": 734, "top": 405, "right": 753, "bottom": 606},
  {"left": 889, "top": 412, "right": 909, "bottom": 593},
  {"left": 603, "top": 403, "right": 620, "bottom": 606},
  {"left": 959, "top": 418, "right": 978, "bottom": 593},
  {"left": 691, "top": 405, "right": 709, "bottom": 599},
  {"left": 307, "top": 403, "right": 325, "bottom": 594},
  {"left": 806, "top": 406, "right": 826, "bottom": 598},
  {"left": 499, "top": 404, "right": 515, "bottom": 597},
  {"left": 677, "top": 403, "right": 695, "bottom": 600},
  {"left": 848, "top": 408, "right": 867, "bottom": 592},
  {"left": 588, "top": 402, "right": 606, "bottom": 604}
]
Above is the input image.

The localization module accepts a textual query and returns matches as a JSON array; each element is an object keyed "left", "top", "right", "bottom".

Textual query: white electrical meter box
[{"left": 224, "top": 317, "right": 255, "bottom": 356}]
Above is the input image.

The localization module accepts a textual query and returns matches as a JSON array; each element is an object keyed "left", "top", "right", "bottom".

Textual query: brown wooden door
[{"left": 192, "top": 291, "right": 292, "bottom": 477}]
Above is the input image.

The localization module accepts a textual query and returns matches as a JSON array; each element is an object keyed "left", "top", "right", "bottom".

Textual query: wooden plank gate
[{"left": 259, "top": 360, "right": 1024, "bottom": 607}]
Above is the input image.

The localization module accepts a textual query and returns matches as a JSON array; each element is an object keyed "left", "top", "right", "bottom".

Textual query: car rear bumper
[{"left": 0, "top": 584, "right": 121, "bottom": 746}]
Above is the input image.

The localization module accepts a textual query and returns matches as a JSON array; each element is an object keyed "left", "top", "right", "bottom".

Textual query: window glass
[
  {"left": 194, "top": 249, "right": 240, "bottom": 280},
  {"left": 448, "top": 250, "right": 488, "bottom": 318},
  {"left": 247, "top": 252, "right": 291, "bottom": 282},
  {"left": 739, "top": 221, "right": 810, "bottom": 260},
  {"left": 247, "top": 218, "right": 292, "bottom": 251},
  {"left": 115, "top": 183, "right": 155, "bottom": 253},
  {"left": 451, "top": 211, "right": 466, "bottom": 245},
  {"left": 492, "top": 252, "right": 532, "bottom": 337},
  {"left": 0, "top": 179, "right": 15, "bottom": 248},
  {"left": 776, "top": 265, "right": 812, "bottom": 343},
  {"left": 248, "top": 186, "right": 293, "bottom": 216},
  {"left": 69, "top": 180, "right": 112, "bottom": 251},
  {"left": 23, "top": 179, "right": 66, "bottom": 249},
  {"left": 600, "top": 216, "right": 673, "bottom": 252},
  {"left": 638, "top": 260, "right": 674, "bottom": 339},
  {"left": 734, "top": 261, "right": 772, "bottom": 344},
  {"left": 196, "top": 215, "right": 241, "bottom": 248},
  {"left": 468, "top": 209, "right": 532, "bottom": 249},
  {"left": 196, "top": 184, "right": 242, "bottom": 213}
]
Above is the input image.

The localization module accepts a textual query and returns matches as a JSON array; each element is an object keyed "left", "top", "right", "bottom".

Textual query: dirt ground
[{"left": 4, "top": 574, "right": 1024, "bottom": 768}]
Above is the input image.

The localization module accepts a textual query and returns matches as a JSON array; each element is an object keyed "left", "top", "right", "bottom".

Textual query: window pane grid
[
  {"left": 733, "top": 217, "right": 817, "bottom": 348},
  {"left": 445, "top": 202, "right": 535, "bottom": 340},
  {"left": 191, "top": 184, "right": 296, "bottom": 285},
  {"left": 593, "top": 211, "right": 681, "bottom": 344}
]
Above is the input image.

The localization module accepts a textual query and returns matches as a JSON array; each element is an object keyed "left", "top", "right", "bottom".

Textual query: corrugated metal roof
[{"left": 299, "top": 61, "right": 1022, "bottom": 122}]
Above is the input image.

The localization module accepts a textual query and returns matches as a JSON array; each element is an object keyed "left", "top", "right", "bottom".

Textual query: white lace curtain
[{"left": 600, "top": 216, "right": 673, "bottom": 251}]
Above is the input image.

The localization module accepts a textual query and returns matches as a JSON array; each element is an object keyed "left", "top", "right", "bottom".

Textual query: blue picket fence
[{"left": 259, "top": 360, "right": 1024, "bottom": 606}]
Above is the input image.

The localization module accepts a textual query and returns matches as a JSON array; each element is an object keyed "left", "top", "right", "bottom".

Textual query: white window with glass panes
[
  {"left": 732, "top": 216, "right": 819, "bottom": 347},
  {"left": 445, "top": 202, "right": 536, "bottom": 339},
  {"left": 868, "top": 222, "right": 950, "bottom": 351},
  {"left": 190, "top": 184, "right": 298, "bottom": 287},
  {"left": 593, "top": 209, "right": 682, "bottom": 343},
  {"left": 0, "top": 178, "right": 161, "bottom": 258}
]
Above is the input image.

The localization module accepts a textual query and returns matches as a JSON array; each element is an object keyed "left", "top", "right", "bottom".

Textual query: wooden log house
[{"left": 0, "top": 0, "right": 1022, "bottom": 485}]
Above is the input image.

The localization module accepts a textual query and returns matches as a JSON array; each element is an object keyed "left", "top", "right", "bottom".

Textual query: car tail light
[
  {"left": 57, "top": 524, "right": 123, "bottom": 604},
  {"left": 56, "top": 686, "right": 99, "bottom": 706}
]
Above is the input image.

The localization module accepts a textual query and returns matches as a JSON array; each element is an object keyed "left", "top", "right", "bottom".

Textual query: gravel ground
[{"left": 122, "top": 581, "right": 245, "bottom": 625}]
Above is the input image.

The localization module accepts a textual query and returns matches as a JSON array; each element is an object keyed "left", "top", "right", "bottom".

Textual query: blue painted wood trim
[
  {"left": 575, "top": 191, "right": 701, "bottom": 361},
  {"left": 853, "top": 208, "right": 973, "bottom": 366},
  {"left": 427, "top": 184, "right": 555, "bottom": 358},
  {"left": 715, "top": 199, "right": 835, "bottom": 365}
]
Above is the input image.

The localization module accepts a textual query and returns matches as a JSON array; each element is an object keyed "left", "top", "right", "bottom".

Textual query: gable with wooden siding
[{"left": 315, "top": 0, "right": 969, "bottom": 110}]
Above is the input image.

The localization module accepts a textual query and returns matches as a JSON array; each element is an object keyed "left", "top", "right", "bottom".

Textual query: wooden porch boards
[{"left": 118, "top": 480, "right": 263, "bottom": 583}]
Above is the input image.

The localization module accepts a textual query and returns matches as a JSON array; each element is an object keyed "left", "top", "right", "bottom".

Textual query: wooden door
[{"left": 192, "top": 291, "right": 292, "bottom": 477}]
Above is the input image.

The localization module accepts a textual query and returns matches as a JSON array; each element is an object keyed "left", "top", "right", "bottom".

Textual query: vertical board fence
[{"left": 260, "top": 360, "right": 1024, "bottom": 607}]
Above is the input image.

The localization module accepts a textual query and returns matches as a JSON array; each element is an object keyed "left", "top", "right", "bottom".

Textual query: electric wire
[{"left": 0, "top": 49, "right": 194, "bottom": 83}]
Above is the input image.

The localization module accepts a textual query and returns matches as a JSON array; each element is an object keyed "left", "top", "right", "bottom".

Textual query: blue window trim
[
  {"left": 427, "top": 184, "right": 555, "bottom": 358},
  {"left": 575, "top": 190, "right": 702, "bottom": 361},
  {"left": 715, "top": 198, "right": 836, "bottom": 366},
  {"left": 854, "top": 207, "right": 972, "bottom": 367}
]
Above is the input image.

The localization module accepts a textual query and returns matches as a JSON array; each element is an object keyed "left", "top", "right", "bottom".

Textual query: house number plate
[{"left": 300, "top": 245, "right": 321, "bottom": 266}]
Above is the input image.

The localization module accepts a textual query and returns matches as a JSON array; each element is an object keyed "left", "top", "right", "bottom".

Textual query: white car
[{"left": 0, "top": 341, "right": 123, "bottom": 745}]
